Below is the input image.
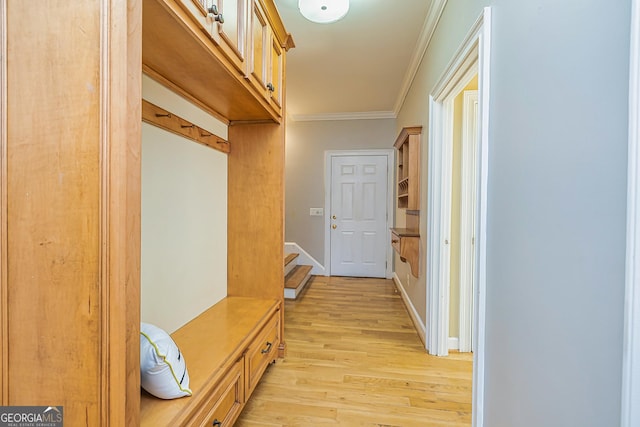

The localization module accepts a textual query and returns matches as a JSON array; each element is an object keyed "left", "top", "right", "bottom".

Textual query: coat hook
[
  {"left": 155, "top": 112, "right": 172, "bottom": 118},
  {"left": 181, "top": 124, "right": 195, "bottom": 128},
  {"left": 200, "top": 131, "right": 212, "bottom": 137}
]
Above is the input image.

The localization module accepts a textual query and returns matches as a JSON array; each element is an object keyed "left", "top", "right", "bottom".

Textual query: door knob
[
  {"left": 332, "top": 215, "right": 336, "bottom": 219},
  {"left": 332, "top": 224, "right": 337, "bottom": 229}
]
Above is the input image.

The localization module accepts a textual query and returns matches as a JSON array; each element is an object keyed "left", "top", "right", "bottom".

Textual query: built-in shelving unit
[
  {"left": 392, "top": 126, "right": 422, "bottom": 277},
  {"left": 394, "top": 126, "right": 422, "bottom": 211}
]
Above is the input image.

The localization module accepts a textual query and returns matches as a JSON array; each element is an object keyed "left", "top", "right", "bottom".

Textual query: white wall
[
  {"left": 397, "top": 0, "right": 631, "bottom": 425},
  {"left": 482, "top": 0, "right": 630, "bottom": 425},
  {"left": 285, "top": 118, "right": 396, "bottom": 264},
  {"left": 141, "top": 77, "right": 228, "bottom": 333}
]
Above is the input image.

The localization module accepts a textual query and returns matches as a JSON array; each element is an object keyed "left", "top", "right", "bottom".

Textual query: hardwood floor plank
[{"left": 236, "top": 276, "right": 472, "bottom": 426}]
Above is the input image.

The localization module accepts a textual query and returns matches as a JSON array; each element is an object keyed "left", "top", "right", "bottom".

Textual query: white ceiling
[{"left": 273, "top": 0, "right": 436, "bottom": 121}]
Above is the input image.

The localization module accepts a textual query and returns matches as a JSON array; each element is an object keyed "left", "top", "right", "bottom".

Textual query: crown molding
[
  {"left": 289, "top": 110, "right": 396, "bottom": 122},
  {"left": 393, "top": 0, "right": 448, "bottom": 115},
  {"left": 288, "top": 0, "right": 448, "bottom": 122}
]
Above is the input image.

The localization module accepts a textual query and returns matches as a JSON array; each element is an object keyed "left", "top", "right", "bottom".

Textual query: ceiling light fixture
[{"left": 298, "top": 0, "right": 349, "bottom": 24}]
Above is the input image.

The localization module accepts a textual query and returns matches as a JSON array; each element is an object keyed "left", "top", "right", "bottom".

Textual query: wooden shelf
[{"left": 390, "top": 228, "right": 420, "bottom": 277}]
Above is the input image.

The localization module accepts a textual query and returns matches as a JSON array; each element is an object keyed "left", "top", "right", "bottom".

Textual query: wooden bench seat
[{"left": 140, "top": 296, "right": 281, "bottom": 426}]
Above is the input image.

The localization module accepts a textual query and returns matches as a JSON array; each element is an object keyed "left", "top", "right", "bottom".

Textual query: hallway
[{"left": 236, "top": 276, "right": 472, "bottom": 426}]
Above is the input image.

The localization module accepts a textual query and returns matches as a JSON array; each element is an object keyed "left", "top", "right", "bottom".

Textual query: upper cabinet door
[
  {"left": 248, "top": 0, "right": 269, "bottom": 93},
  {"left": 179, "top": 0, "right": 247, "bottom": 75},
  {"left": 247, "top": 0, "right": 283, "bottom": 116},
  {"left": 208, "top": 0, "right": 248, "bottom": 73},
  {"left": 182, "top": 0, "right": 212, "bottom": 31},
  {"left": 269, "top": 35, "right": 283, "bottom": 111}
]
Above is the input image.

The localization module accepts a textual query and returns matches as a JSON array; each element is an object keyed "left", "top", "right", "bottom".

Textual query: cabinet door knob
[
  {"left": 213, "top": 420, "right": 222, "bottom": 427},
  {"left": 207, "top": 5, "right": 224, "bottom": 23},
  {"left": 267, "top": 83, "right": 275, "bottom": 92},
  {"left": 332, "top": 215, "right": 337, "bottom": 220},
  {"left": 332, "top": 224, "right": 337, "bottom": 229}
]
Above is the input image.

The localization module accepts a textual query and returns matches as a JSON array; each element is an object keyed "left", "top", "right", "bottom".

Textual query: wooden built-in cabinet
[
  {"left": 392, "top": 126, "right": 422, "bottom": 277},
  {"left": 143, "top": 0, "right": 293, "bottom": 123},
  {"left": 170, "top": 0, "right": 287, "bottom": 119},
  {"left": 1, "top": 0, "right": 292, "bottom": 425}
]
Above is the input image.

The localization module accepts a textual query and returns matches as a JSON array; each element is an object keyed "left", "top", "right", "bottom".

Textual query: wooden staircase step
[
  {"left": 285, "top": 265, "right": 312, "bottom": 289},
  {"left": 284, "top": 265, "right": 313, "bottom": 300},
  {"left": 284, "top": 253, "right": 299, "bottom": 267},
  {"left": 284, "top": 253, "right": 299, "bottom": 277}
]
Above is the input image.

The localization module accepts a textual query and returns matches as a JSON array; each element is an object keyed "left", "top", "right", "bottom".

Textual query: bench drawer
[
  {"left": 245, "top": 311, "right": 280, "bottom": 397},
  {"left": 193, "top": 358, "right": 244, "bottom": 427}
]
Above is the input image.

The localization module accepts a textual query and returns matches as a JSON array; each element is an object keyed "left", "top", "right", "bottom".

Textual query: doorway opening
[{"left": 449, "top": 78, "right": 478, "bottom": 353}]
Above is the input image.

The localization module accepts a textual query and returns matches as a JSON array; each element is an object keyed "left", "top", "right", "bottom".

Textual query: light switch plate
[{"left": 309, "top": 208, "right": 324, "bottom": 216}]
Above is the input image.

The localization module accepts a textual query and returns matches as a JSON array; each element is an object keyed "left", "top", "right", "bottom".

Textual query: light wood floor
[{"left": 236, "top": 276, "right": 473, "bottom": 427}]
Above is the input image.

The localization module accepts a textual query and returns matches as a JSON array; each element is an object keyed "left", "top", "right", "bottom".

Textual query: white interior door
[
  {"left": 330, "top": 155, "right": 388, "bottom": 277},
  {"left": 459, "top": 90, "right": 479, "bottom": 352}
]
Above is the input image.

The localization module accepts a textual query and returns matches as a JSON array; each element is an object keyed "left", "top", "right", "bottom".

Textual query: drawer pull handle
[
  {"left": 261, "top": 341, "right": 272, "bottom": 354},
  {"left": 213, "top": 419, "right": 221, "bottom": 427}
]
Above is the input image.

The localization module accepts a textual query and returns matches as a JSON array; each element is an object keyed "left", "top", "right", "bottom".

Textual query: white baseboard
[
  {"left": 448, "top": 337, "right": 459, "bottom": 350},
  {"left": 392, "top": 273, "right": 427, "bottom": 347},
  {"left": 284, "top": 242, "right": 326, "bottom": 276}
]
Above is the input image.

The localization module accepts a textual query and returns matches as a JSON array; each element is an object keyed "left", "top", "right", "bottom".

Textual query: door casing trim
[
  {"left": 425, "top": 7, "right": 492, "bottom": 427},
  {"left": 622, "top": 0, "right": 640, "bottom": 425}
]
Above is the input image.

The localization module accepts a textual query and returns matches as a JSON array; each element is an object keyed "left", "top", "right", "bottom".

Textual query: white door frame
[
  {"left": 622, "top": 0, "right": 640, "bottom": 425},
  {"left": 324, "top": 149, "right": 395, "bottom": 279},
  {"left": 459, "top": 90, "right": 479, "bottom": 353},
  {"left": 425, "top": 7, "right": 491, "bottom": 427},
  {"left": 428, "top": 61, "right": 477, "bottom": 356}
]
